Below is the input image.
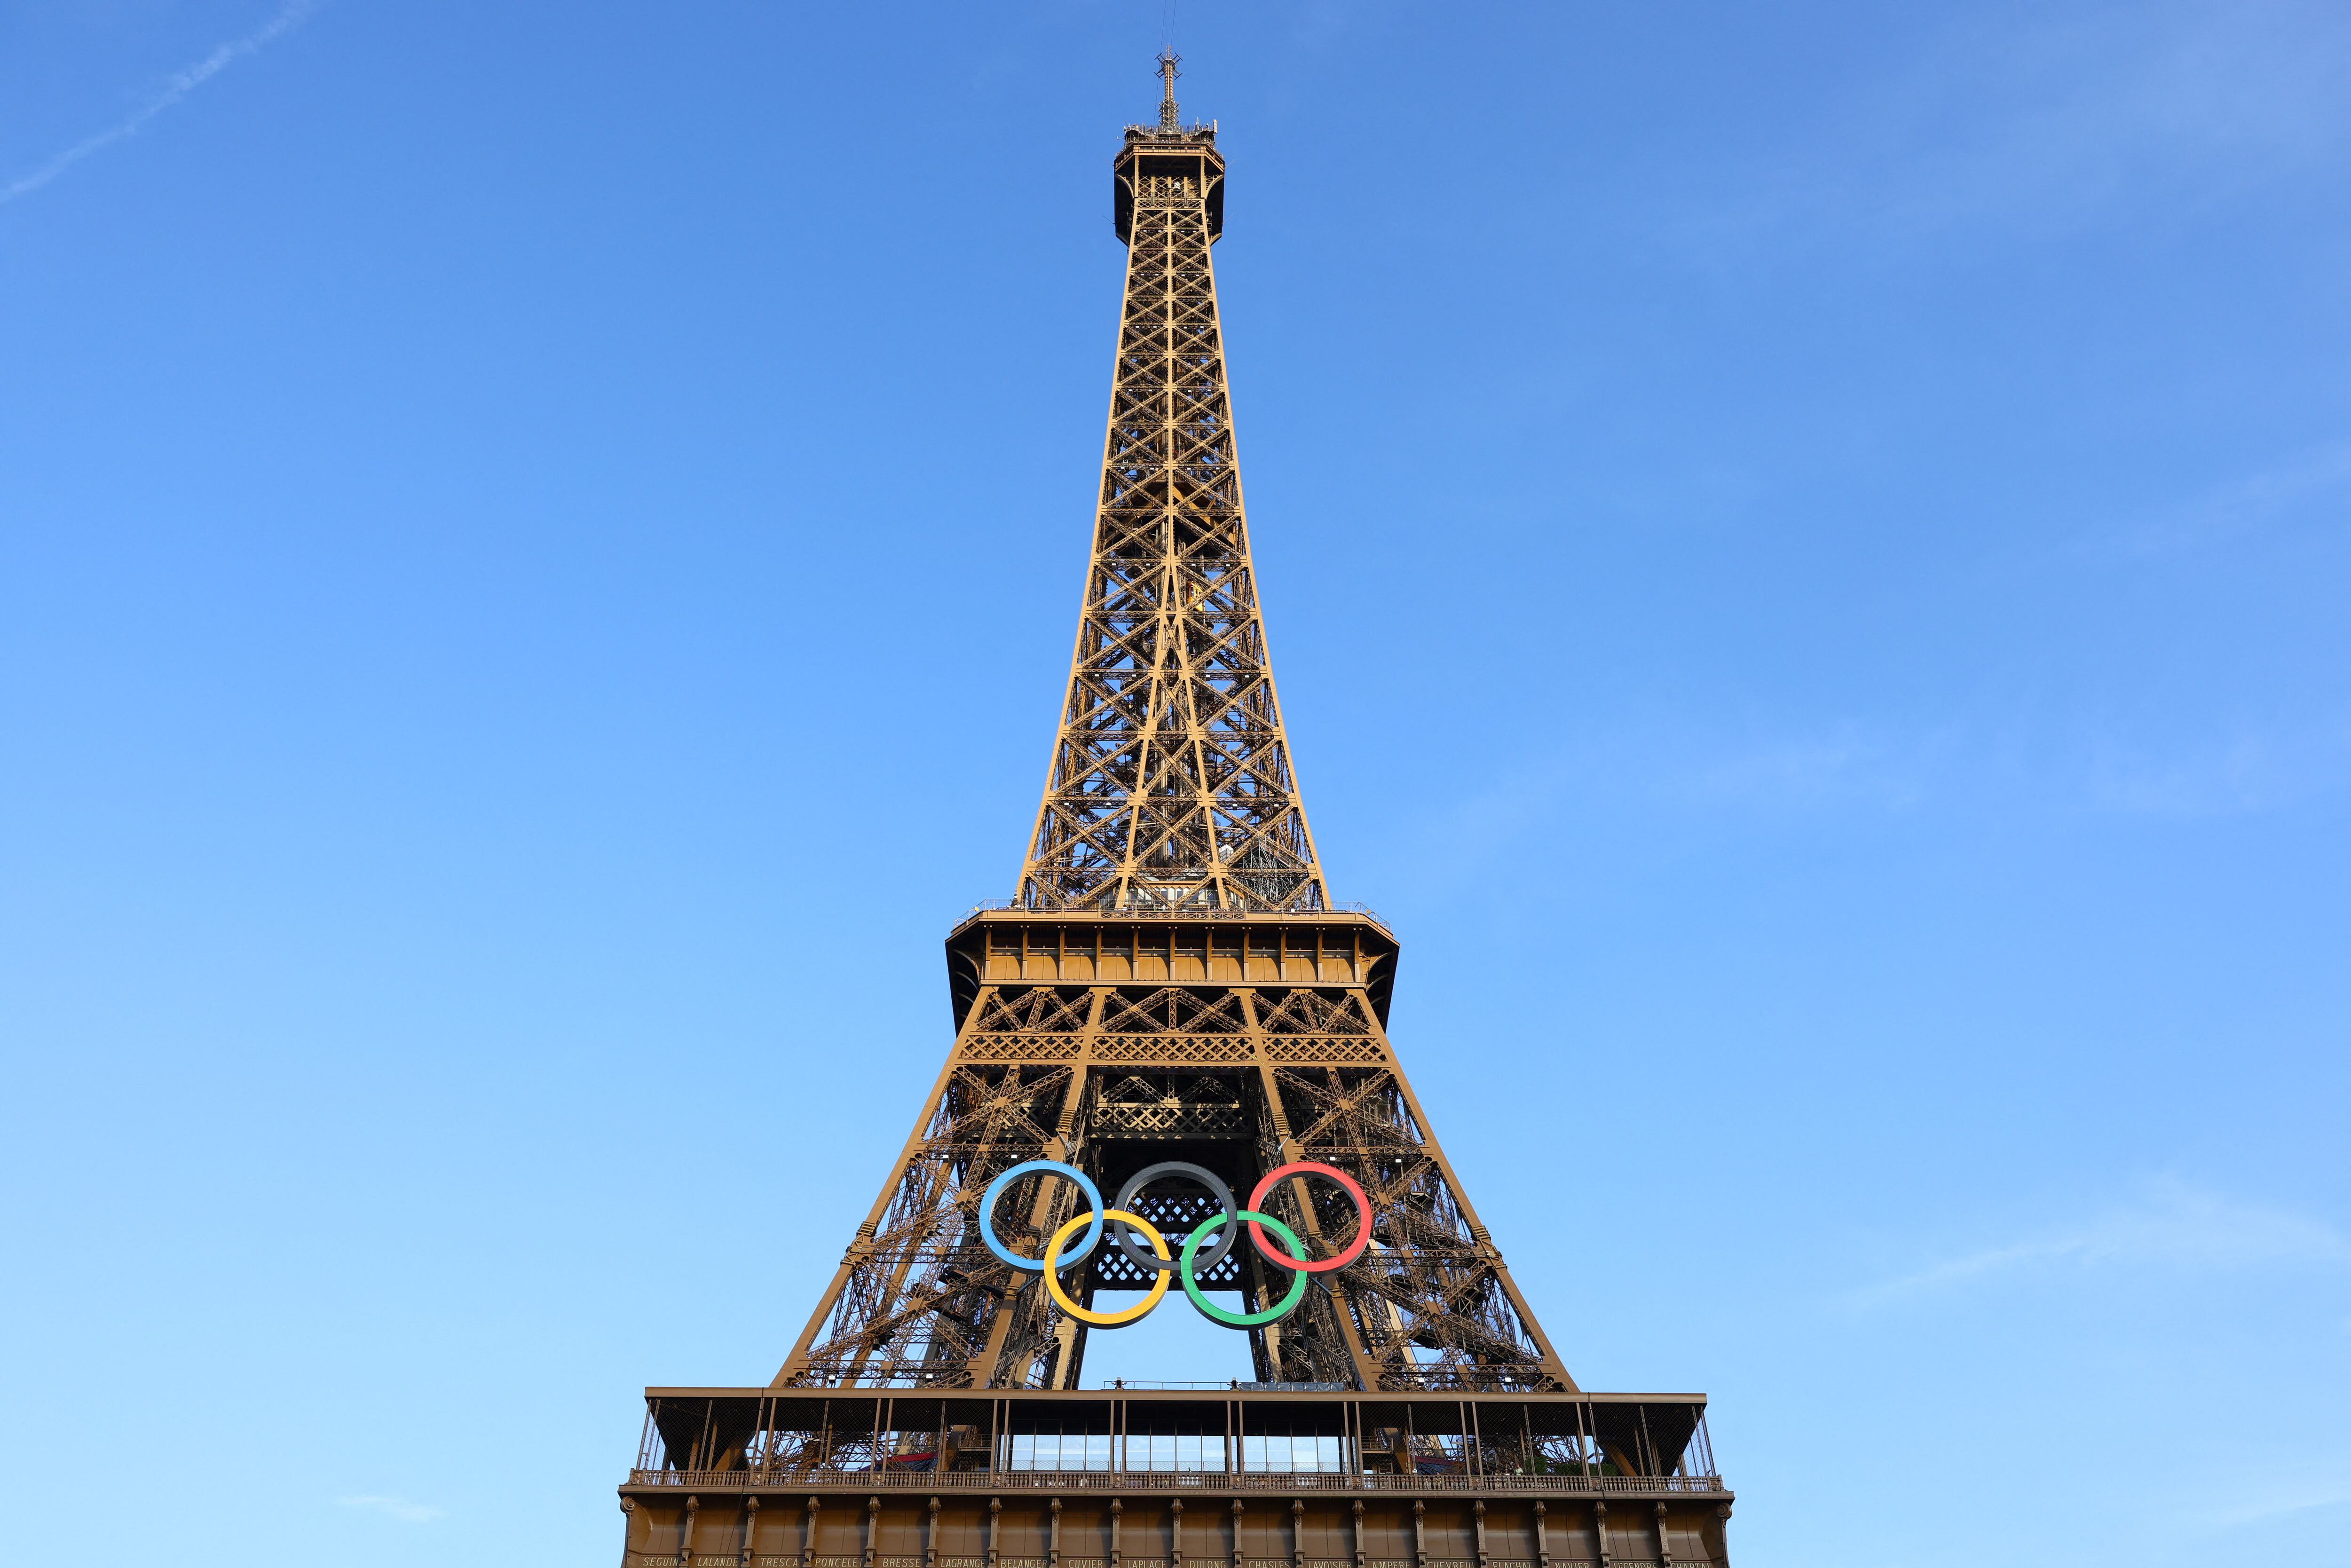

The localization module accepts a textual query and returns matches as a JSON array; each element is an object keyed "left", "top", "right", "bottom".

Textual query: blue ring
[{"left": 979, "top": 1159, "right": 1104, "bottom": 1272}]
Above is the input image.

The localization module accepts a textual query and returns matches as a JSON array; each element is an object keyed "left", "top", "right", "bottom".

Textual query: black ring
[{"left": 1112, "top": 1161, "right": 1238, "bottom": 1275}]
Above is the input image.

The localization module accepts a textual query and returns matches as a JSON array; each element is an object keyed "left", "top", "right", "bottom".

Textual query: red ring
[{"left": 1246, "top": 1161, "right": 1371, "bottom": 1273}]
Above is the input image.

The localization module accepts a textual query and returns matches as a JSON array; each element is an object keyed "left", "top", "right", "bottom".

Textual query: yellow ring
[{"left": 1042, "top": 1208, "right": 1169, "bottom": 1326}]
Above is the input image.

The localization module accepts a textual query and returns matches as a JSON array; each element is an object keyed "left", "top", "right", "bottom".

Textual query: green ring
[{"left": 1179, "top": 1209, "right": 1311, "bottom": 1329}]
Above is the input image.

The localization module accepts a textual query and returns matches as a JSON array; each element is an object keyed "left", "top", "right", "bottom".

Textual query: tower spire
[
  {"left": 1019, "top": 82, "right": 1322, "bottom": 914},
  {"left": 1156, "top": 49, "right": 1182, "bottom": 134}
]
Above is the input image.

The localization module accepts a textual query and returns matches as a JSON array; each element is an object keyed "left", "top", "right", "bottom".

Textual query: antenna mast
[{"left": 1156, "top": 50, "right": 1182, "bottom": 134}]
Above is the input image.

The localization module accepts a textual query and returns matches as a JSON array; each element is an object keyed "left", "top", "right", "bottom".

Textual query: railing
[
  {"left": 1097, "top": 1381, "right": 1352, "bottom": 1391},
  {"left": 958, "top": 900, "right": 1390, "bottom": 932},
  {"left": 626, "top": 1469, "right": 1728, "bottom": 1497}
]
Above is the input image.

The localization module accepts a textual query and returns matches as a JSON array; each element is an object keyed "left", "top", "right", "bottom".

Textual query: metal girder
[
  {"left": 625, "top": 66, "right": 1733, "bottom": 1568},
  {"left": 1017, "top": 109, "right": 1325, "bottom": 918},
  {"left": 773, "top": 924, "right": 1574, "bottom": 1395},
  {"left": 768, "top": 82, "right": 1573, "bottom": 1400}
]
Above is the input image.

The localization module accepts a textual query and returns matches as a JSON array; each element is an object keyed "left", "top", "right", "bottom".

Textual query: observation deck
[
  {"left": 946, "top": 905, "right": 1398, "bottom": 1034},
  {"left": 619, "top": 1386, "right": 1731, "bottom": 1568},
  {"left": 1113, "top": 123, "right": 1224, "bottom": 243}
]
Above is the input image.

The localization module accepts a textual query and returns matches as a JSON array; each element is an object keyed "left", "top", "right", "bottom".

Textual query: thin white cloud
[
  {"left": 2080, "top": 709, "right": 2351, "bottom": 817},
  {"left": 336, "top": 1495, "right": 445, "bottom": 1524},
  {"left": 1665, "top": 0, "right": 2351, "bottom": 260},
  {"left": 2193, "top": 1458, "right": 2351, "bottom": 1526},
  {"left": 2097, "top": 439, "right": 2351, "bottom": 559},
  {"left": 1893, "top": 0, "right": 2351, "bottom": 230},
  {"left": 1854, "top": 1180, "right": 2351, "bottom": 1307},
  {"left": 1, "top": 0, "right": 320, "bottom": 206},
  {"left": 1404, "top": 701, "right": 2351, "bottom": 875},
  {"left": 1678, "top": 723, "right": 1951, "bottom": 812}
]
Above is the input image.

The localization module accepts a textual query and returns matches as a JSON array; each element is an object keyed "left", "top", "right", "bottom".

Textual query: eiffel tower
[{"left": 618, "top": 56, "right": 1733, "bottom": 1568}]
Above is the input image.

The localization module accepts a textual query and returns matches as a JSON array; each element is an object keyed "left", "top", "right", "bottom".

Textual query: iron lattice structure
[
  {"left": 772, "top": 66, "right": 1570, "bottom": 1399},
  {"left": 620, "top": 60, "right": 1731, "bottom": 1568},
  {"left": 1017, "top": 74, "right": 1323, "bottom": 918}
]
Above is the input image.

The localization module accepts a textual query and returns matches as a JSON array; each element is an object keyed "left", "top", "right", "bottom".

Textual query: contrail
[{"left": 1, "top": 0, "right": 320, "bottom": 205}]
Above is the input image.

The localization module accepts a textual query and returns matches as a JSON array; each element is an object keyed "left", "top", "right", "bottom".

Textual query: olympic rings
[
  {"left": 1246, "top": 1162, "right": 1373, "bottom": 1274},
  {"left": 1181, "top": 1210, "right": 1310, "bottom": 1329},
  {"left": 980, "top": 1160, "right": 1104, "bottom": 1272},
  {"left": 975, "top": 1158, "right": 1370, "bottom": 1331},
  {"left": 1112, "top": 1161, "right": 1239, "bottom": 1275},
  {"left": 1044, "top": 1209, "right": 1170, "bottom": 1325}
]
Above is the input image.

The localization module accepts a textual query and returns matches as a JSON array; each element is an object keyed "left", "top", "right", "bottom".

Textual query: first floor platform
[{"left": 617, "top": 1387, "right": 1731, "bottom": 1568}]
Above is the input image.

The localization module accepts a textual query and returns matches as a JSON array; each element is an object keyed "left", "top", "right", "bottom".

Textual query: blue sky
[{"left": 3, "top": 2, "right": 2347, "bottom": 1565}]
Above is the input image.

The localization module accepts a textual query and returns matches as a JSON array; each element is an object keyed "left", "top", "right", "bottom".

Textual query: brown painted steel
[
  {"left": 622, "top": 57, "right": 1730, "bottom": 1567},
  {"left": 1019, "top": 75, "right": 1317, "bottom": 920}
]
